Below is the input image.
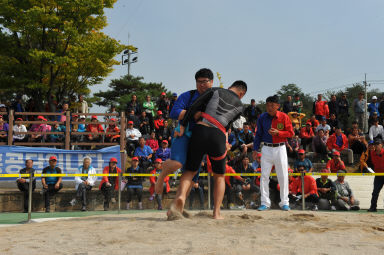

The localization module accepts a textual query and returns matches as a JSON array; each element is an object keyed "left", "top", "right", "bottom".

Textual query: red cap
[
  {"left": 257, "top": 153, "right": 262, "bottom": 158},
  {"left": 128, "top": 120, "right": 134, "bottom": 125},
  {"left": 37, "top": 115, "right": 44, "bottom": 120},
  {"left": 110, "top": 118, "right": 116, "bottom": 122},
  {"left": 132, "top": 157, "right": 139, "bottom": 161},
  {"left": 16, "top": 118, "right": 23, "bottom": 121},
  {"left": 162, "top": 140, "right": 168, "bottom": 144},
  {"left": 321, "top": 169, "right": 331, "bottom": 173},
  {"left": 91, "top": 115, "right": 98, "bottom": 119},
  {"left": 161, "top": 92, "right": 166, "bottom": 96},
  {"left": 110, "top": 157, "right": 118, "bottom": 163},
  {"left": 73, "top": 115, "right": 79, "bottom": 118},
  {"left": 49, "top": 156, "right": 57, "bottom": 161},
  {"left": 333, "top": 151, "right": 340, "bottom": 156},
  {"left": 157, "top": 110, "right": 162, "bottom": 115},
  {"left": 155, "top": 158, "right": 162, "bottom": 163},
  {"left": 298, "top": 149, "right": 305, "bottom": 154}
]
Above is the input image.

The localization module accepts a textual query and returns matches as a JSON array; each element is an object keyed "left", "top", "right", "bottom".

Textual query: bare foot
[
  {"left": 213, "top": 214, "right": 224, "bottom": 220},
  {"left": 167, "top": 200, "right": 184, "bottom": 221}
]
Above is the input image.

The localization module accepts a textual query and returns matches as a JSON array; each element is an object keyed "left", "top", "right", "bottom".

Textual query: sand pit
[{"left": 1, "top": 210, "right": 384, "bottom": 255}]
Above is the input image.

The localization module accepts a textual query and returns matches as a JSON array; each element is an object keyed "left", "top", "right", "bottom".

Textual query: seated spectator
[
  {"left": 312, "top": 129, "right": 328, "bottom": 161},
  {"left": 16, "top": 159, "right": 36, "bottom": 212},
  {"left": 294, "top": 149, "right": 313, "bottom": 173},
  {"left": 288, "top": 111, "right": 305, "bottom": 131},
  {"left": 13, "top": 118, "right": 28, "bottom": 143},
  {"left": 359, "top": 140, "right": 375, "bottom": 173},
  {"left": 78, "top": 115, "right": 87, "bottom": 132},
  {"left": 368, "top": 112, "right": 380, "bottom": 128},
  {"left": 367, "top": 139, "right": 384, "bottom": 212},
  {"left": 86, "top": 115, "right": 104, "bottom": 144},
  {"left": 237, "top": 122, "right": 254, "bottom": 154},
  {"left": 0, "top": 114, "right": 9, "bottom": 142},
  {"left": 146, "top": 131, "right": 159, "bottom": 152},
  {"left": 306, "top": 115, "right": 319, "bottom": 133},
  {"left": 232, "top": 115, "right": 247, "bottom": 134},
  {"left": 0, "top": 104, "right": 8, "bottom": 121},
  {"left": 227, "top": 127, "right": 239, "bottom": 151},
  {"left": 157, "top": 120, "right": 173, "bottom": 145},
  {"left": 126, "top": 120, "right": 141, "bottom": 156},
  {"left": 348, "top": 128, "right": 367, "bottom": 155},
  {"left": 345, "top": 120, "right": 361, "bottom": 137},
  {"left": 138, "top": 111, "right": 151, "bottom": 137},
  {"left": 70, "top": 157, "right": 97, "bottom": 211},
  {"left": 326, "top": 126, "right": 353, "bottom": 164},
  {"left": 57, "top": 102, "right": 69, "bottom": 129},
  {"left": 286, "top": 134, "right": 301, "bottom": 158},
  {"left": 70, "top": 114, "right": 79, "bottom": 140},
  {"left": 334, "top": 169, "right": 360, "bottom": 211},
  {"left": 155, "top": 140, "right": 171, "bottom": 162},
  {"left": 300, "top": 123, "right": 314, "bottom": 151},
  {"left": 327, "top": 113, "right": 339, "bottom": 135},
  {"left": 252, "top": 152, "right": 262, "bottom": 170},
  {"left": 289, "top": 167, "right": 319, "bottom": 210},
  {"left": 49, "top": 122, "right": 64, "bottom": 143},
  {"left": 326, "top": 151, "right": 346, "bottom": 173},
  {"left": 154, "top": 110, "right": 165, "bottom": 132},
  {"left": 99, "top": 157, "right": 121, "bottom": 211},
  {"left": 188, "top": 174, "right": 205, "bottom": 210},
  {"left": 223, "top": 158, "right": 245, "bottom": 209},
  {"left": 249, "top": 166, "right": 262, "bottom": 209},
  {"left": 315, "top": 116, "right": 331, "bottom": 137},
  {"left": 126, "top": 109, "right": 140, "bottom": 128},
  {"left": 369, "top": 119, "right": 384, "bottom": 142},
  {"left": 104, "top": 105, "right": 118, "bottom": 122},
  {"left": 134, "top": 137, "right": 153, "bottom": 170},
  {"left": 41, "top": 156, "right": 63, "bottom": 213},
  {"left": 149, "top": 159, "right": 169, "bottom": 210},
  {"left": 316, "top": 169, "right": 337, "bottom": 210},
  {"left": 105, "top": 118, "right": 120, "bottom": 143},
  {"left": 124, "top": 157, "right": 144, "bottom": 210}
]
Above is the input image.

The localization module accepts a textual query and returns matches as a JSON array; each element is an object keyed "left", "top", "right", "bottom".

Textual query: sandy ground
[{"left": 1, "top": 210, "right": 384, "bottom": 255}]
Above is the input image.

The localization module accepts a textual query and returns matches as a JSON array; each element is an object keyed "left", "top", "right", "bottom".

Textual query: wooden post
[
  {"left": 65, "top": 111, "right": 70, "bottom": 150},
  {"left": 8, "top": 110, "right": 14, "bottom": 146}
]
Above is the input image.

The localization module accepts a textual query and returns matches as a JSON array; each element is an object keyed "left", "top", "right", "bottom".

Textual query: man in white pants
[{"left": 253, "top": 95, "right": 294, "bottom": 211}]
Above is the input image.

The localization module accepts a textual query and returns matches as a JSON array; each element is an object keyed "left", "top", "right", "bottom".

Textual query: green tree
[
  {"left": 0, "top": 0, "right": 126, "bottom": 109},
  {"left": 93, "top": 75, "right": 173, "bottom": 112}
]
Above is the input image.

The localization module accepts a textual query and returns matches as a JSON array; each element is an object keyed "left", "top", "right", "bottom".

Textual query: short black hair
[
  {"left": 229, "top": 80, "right": 247, "bottom": 93},
  {"left": 195, "top": 68, "right": 214, "bottom": 80},
  {"left": 243, "top": 122, "right": 249, "bottom": 126},
  {"left": 251, "top": 99, "right": 255, "bottom": 103},
  {"left": 352, "top": 121, "right": 358, "bottom": 125},
  {"left": 266, "top": 95, "right": 279, "bottom": 103},
  {"left": 335, "top": 126, "right": 341, "bottom": 130},
  {"left": 25, "top": 159, "right": 33, "bottom": 164}
]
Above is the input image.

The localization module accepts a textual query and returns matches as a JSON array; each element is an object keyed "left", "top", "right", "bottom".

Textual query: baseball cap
[
  {"left": 374, "top": 139, "right": 383, "bottom": 145},
  {"left": 91, "top": 115, "right": 98, "bottom": 120},
  {"left": 49, "top": 156, "right": 57, "bottom": 161},
  {"left": 337, "top": 169, "right": 347, "bottom": 174},
  {"left": 127, "top": 120, "right": 133, "bottom": 125},
  {"left": 110, "top": 118, "right": 116, "bottom": 122},
  {"left": 321, "top": 116, "right": 326, "bottom": 121},
  {"left": 37, "top": 115, "right": 44, "bottom": 120},
  {"left": 333, "top": 151, "right": 340, "bottom": 156},
  {"left": 162, "top": 140, "right": 168, "bottom": 144},
  {"left": 132, "top": 157, "right": 139, "bottom": 161},
  {"left": 372, "top": 96, "right": 378, "bottom": 100},
  {"left": 0, "top": 104, "right": 5, "bottom": 108},
  {"left": 161, "top": 92, "right": 166, "bottom": 96},
  {"left": 110, "top": 157, "right": 118, "bottom": 163},
  {"left": 172, "top": 93, "right": 177, "bottom": 97},
  {"left": 155, "top": 158, "right": 162, "bottom": 163},
  {"left": 368, "top": 140, "right": 374, "bottom": 145},
  {"left": 298, "top": 149, "right": 305, "bottom": 154},
  {"left": 257, "top": 153, "right": 262, "bottom": 158},
  {"left": 16, "top": 118, "right": 23, "bottom": 121},
  {"left": 157, "top": 110, "right": 162, "bottom": 115},
  {"left": 80, "top": 115, "right": 86, "bottom": 119}
]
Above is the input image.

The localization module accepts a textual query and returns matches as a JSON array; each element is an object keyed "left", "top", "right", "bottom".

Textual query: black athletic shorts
[{"left": 184, "top": 124, "right": 226, "bottom": 174}]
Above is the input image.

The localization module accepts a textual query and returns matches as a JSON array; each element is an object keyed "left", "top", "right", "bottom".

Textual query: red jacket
[
  {"left": 314, "top": 100, "right": 329, "bottom": 118},
  {"left": 87, "top": 124, "right": 104, "bottom": 139},
  {"left": 146, "top": 139, "right": 159, "bottom": 152},
  {"left": 149, "top": 168, "right": 170, "bottom": 195},
  {"left": 270, "top": 111, "right": 295, "bottom": 143},
  {"left": 154, "top": 118, "right": 164, "bottom": 130},
  {"left": 290, "top": 175, "right": 318, "bottom": 196},
  {"left": 306, "top": 119, "right": 319, "bottom": 128},
  {"left": 225, "top": 165, "right": 243, "bottom": 187},
  {"left": 371, "top": 148, "right": 384, "bottom": 173},
  {"left": 106, "top": 126, "right": 120, "bottom": 140},
  {"left": 327, "top": 133, "right": 349, "bottom": 151},
  {"left": 326, "top": 159, "right": 346, "bottom": 173},
  {"left": 300, "top": 127, "right": 314, "bottom": 139},
  {"left": 99, "top": 166, "right": 122, "bottom": 190}
]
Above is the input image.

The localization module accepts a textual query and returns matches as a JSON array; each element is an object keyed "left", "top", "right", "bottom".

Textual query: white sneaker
[
  {"left": 69, "top": 198, "right": 77, "bottom": 206},
  {"left": 111, "top": 198, "right": 116, "bottom": 203},
  {"left": 138, "top": 202, "right": 143, "bottom": 210}
]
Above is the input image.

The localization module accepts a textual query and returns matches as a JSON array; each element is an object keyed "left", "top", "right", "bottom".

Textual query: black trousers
[
  {"left": 126, "top": 187, "right": 143, "bottom": 203},
  {"left": 43, "top": 183, "right": 63, "bottom": 208},
  {"left": 101, "top": 182, "right": 115, "bottom": 206},
  {"left": 76, "top": 182, "right": 92, "bottom": 206},
  {"left": 17, "top": 181, "right": 36, "bottom": 211},
  {"left": 370, "top": 176, "right": 384, "bottom": 209}
]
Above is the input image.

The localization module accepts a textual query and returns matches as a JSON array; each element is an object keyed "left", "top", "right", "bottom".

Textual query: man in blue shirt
[
  {"left": 41, "top": 156, "right": 63, "bottom": 212},
  {"left": 293, "top": 149, "right": 313, "bottom": 173},
  {"left": 134, "top": 137, "right": 153, "bottom": 170},
  {"left": 368, "top": 96, "right": 380, "bottom": 117},
  {"left": 155, "top": 68, "right": 213, "bottom": 195}
]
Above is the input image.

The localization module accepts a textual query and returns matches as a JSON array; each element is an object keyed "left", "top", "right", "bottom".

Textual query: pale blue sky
[{"left": 93, "top": 0, "right": 384, "bottom": 110}]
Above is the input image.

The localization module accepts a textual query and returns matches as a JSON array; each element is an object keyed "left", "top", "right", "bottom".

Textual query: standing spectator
[
  {"left": 326, "top": 126, "right": 353, "bottom": 164},
  {"left": 155, "top": 140, "right": 171, "bottom": 162},
  {"left": 313, "top": 94, "right": 329, "bottom": 121},
  {"left": 289, "top": 167, "right": 319, "bottom": 210},
  {"left": 153, "top": 110, "right": 165, "bottom": 133},
  {"left": 368, "top": 119, "right": 384, "bottom": 141},
  {"left": 0, "top": 103, "right": 9, "bottom": 121},
  {"left": 99, "top": 157, "right": 121, "bottom": 211},
  {"left": 86, "top": 116, "right": 104, "bottom": 144},
  {"left": 13, "top": 118, "right": 28, "bottom": 143},
  {"left": 105, "top": 118, "right": 120, "bottom": 143},
  {"left": 368, "top": 96, "right": 380, "bottom": 117},
  {"left": 282, "top": 95, "right": 293, "bottom": 114},
  {"left": 134, "top": 137, "right": 153, "bottom": 170},
  {"left": 76, "top": 95, "right": 89, "bottom": 114},
  {"left": 327, "top": 95, "right": 338, "bottom": 117},
  {"left": 158, "top": 120, "right": 173, "bottom": 144},
  {"left": 157, "top": 92, "right": 170, "bottom": 119},
  {"left": 292, "top": 94, "right": 303, "bottom": 113},
  {"left": 126, "top": 120, "right": 141, "bottom": 156},
  {"left": 127, "top": 94, "right": 141, "bottom": 116},
  {"left": 348, "top": 128, "right": 367, "bottom": 155},
  {"left": 146, "top": 131, "right": 159, "bottom": 152},
  {"left": 41, "top": 156, "right": 63, "bottom": 212},
  {"left": 244, "top": 99, "right": 262, "bottom": 123},
  {"left": 359, "top": 140, "right": 375, "bottom": 173},
  {"left": 326, "top": 151, "right": 346, "bottom": 173},
  {"left": 294, "top": 149, "right": 313, "bottom": 173},
  {"left": 312, "top": 129, "right": 328, "bottom": 160},
  {"left": 12, "top": 95, "right": 24, "bottom": 120},
  {"left": 70, "top": 157, "right": 97, "bottom": 211},
  {"left": 338, "top": 93, "right": 349, "bottom": 131},
  {"left": 367, "top": 139, "right": 384, "bottom": 212},
  {"left": 0, "top": 114, "right": 9, "bottom": 142},
  {"left": 353, "top": 92, "right": 366, "bottom": 130},
  {"left": 143, "top": 95, "right": 155, "bottom": 130},
  {"left": 124, "top": 157, "right": 144, "bottom": 210},
  {"left": 288, "top": 112, "right": 306, "bottom": 132},
  {"left": 169, "top": 93, "right": 178, "bottom": 115},
  {"left": 138, "top": 111, "right": 151, "bottom": 137},
  {"left": 237, "top": 122, "right": 254, "bottom": 155},
  {"left": 300, "top": 123, "right": 314, "bottom": 151},
  {"left": 315, "top": 116, "right": 331, "bottom": 137},
  {"left": 306, "top": 115, "right": 319, "bottom": 132},
  {"left": 126, "top": 109, "right": 140, "bottom": 128},
  {"left": 16, "top": 159, "right": 36, "bottom": 212},
  {"left": 334, "top": 169, "right": 360, "bottom": 211},
  {"left": 149, "top": 159, "right": 169, "bottom": 210},
  {"left": 327, "top": 113, "right": 339, "bottom": 135},
  {"left": 316, "top": 169, "right": 337, "bottom": 211}
]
